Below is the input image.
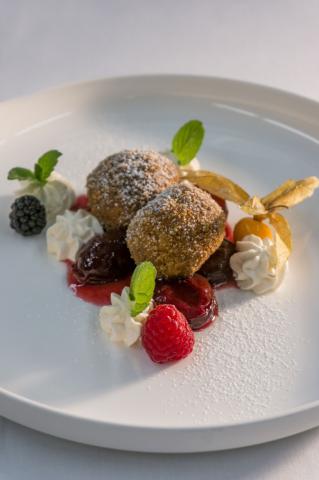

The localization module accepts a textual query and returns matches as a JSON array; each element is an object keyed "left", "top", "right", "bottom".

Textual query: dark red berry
[
  {"left": 70, "top": 195, "right": 89, "bottom": 212},
  {"left": 73, "top": 231, "right": 135, "bottom": 284},
  {"left": 225, "top": 223, "right": 233, "bottom": 242},
  {"left": 199, "top": 239, "right": 235, "bottom": 287},
  {"left": 154, "top": 274, "right": 217, "bottom": 331}
]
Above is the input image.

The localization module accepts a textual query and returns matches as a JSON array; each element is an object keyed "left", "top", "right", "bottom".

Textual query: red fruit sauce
[
  {"left": 155, "top": 274, "right": 218, "bottom": 331},
  {"left": 64, "top": 207, "right": 235, "bottom": 328},
  {"left": 65, "top": 262, "right": 222, "bottom": 330},
  {"left": 221, "top": 223, "right": 236, "bottom": 289},
  {"left": 225, "top": 222, "right": 233, "bottom": 242},
  {"left": 70, "top": 195, "right": 89, "bottom": 212},
  {"left": 216, "top": 278, "right": 237, "bottom": 290},
  {"left": 65, "top": 260, "right": 130, "bottom": 306}
]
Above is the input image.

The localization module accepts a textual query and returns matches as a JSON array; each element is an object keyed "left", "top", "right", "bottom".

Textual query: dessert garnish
[
  {"left": 99, "top": 261, "right": 156, "bottom": 346},
  {"left": 171, "top": 119, "right": 205, "bottom": 166},
  {"left": 70, "top": 194, "right": 89, "bottom": 212},
  {"left": 233, "top": 217, "right": 272, "bottom": 243},
  {"left": 225, "top": 222, "right": 233, "bottom": 242},
  {"left": 66, "top": 261, "right": 130, "bottom": 306},
  {"left": 161, "top": 119, "right": 205, "bottom": 171},
  {"left": 86, "top": 150, "right": 180, "bottom": 229},
  {"left": 99, "top": 287, "right": 149, "bottom": 346},
  {"left": 126, "top": 181, "right": 226, "bottom": 278},
  {"left": 230, "top": 234, "right": 286, "bottom": 294},
  {"left": 9, "top": 195, "right": 46, "bottom": 236},
  {"left": 142, "top": 304, "right": 195, "bottom": 364},
  {"left": 183, "top": 169, "right": 319, "bottom": 293},
  {"left": 7, "top": 150, "right": 75, "bottom": 224},
  {"left": 7, "top": 149, "right": 62, "bottom": 184},
  {"left": 155, "top": 274, "right": 218, "bottom": 331},
  {"left": 129, "top": 261, "right": 157, "bottom": 316},
  {"left": 47, "top": 209, "right": 103, "bottom": 261},
  {"left": 6, "top": 121, "right": 319, "bottom": 365},
  {"left": 199, "top": 239, "right": 235, "bottom": 287},
  {"left": 73, "top": 231, "right": 135, "bottom": 284}
]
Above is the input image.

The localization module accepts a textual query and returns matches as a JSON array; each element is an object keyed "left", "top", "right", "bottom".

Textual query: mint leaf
[
  {"left": 130, "top": 261, "right": 157, "bottom": 317},
  {"left": 34, "top": 162, "right": 43, "bottom": 181},
  {"left": 34, "top": 150, "right": 62, "bottom": 183},
  {"left": 7, "top": 150, "right": 62, "bottom": 185},
  {"left": 171, "top": 120, "right": 205, "bottom": 166},
  {"left": 7, "top": 167, "right": 35, "bottom": 181}
]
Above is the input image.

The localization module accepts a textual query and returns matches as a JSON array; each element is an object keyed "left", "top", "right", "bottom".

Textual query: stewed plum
[
  {"left": 154, "top": 274, "right": 218, "bottom": 331},
  {"left": 73, "top": 231, "right": 135, "bottom": 284},
  {"left": 199, "top": 239, "right": 235, "bottom": 287}
]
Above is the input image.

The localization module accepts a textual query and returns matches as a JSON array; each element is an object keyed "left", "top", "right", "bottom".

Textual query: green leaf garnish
[
  {"left": 171, "top": 120, "right": 205, "bottom": 166},
  {"left": 34, "top": 150, "right": 62, "bottom": 183},
  {"left": 7, "top": 167, "right": 35, "bottom": 181},
  {"left": 129, "top": 261, "right": 157, "bottom": 317},
  {"left": 7, "top": 149, "right": 62, "bottom": 185}
]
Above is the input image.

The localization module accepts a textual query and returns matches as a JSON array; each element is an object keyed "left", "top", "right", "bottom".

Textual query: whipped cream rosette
[
  {"left": 230, "top": 234, "right": 286, "bottom": 294},
  {"left": 99, "top": 287, "right": 153, "bottom": 346},
  {"left": 100, "top": 262, "right": 156, "bottom": 347},
  {"left": 47, "top": 209, "right": 103, "bottom": 261}
]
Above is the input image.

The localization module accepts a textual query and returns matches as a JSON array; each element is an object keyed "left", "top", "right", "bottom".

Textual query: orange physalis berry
[{"left": 233, "top": 217, "right": 273, "bottom": 243}]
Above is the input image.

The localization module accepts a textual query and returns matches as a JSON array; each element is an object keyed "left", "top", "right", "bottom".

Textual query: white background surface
[{"left": 1, "top": 0, "right": 319, "bottom": 478}]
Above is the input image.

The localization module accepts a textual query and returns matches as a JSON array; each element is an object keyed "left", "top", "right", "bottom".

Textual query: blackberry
[{"left": 9, "top": 195, "right": 46, "bottom": 236}]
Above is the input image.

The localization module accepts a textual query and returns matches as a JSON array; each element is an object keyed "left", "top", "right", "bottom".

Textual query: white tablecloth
[{"left": 1, "top": 1, "right": 319, "bottom": 478}]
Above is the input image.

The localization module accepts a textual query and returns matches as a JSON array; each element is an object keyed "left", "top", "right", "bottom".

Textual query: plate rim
[{"left": 2, "top": 72, "right": 319, "bottom": 108}]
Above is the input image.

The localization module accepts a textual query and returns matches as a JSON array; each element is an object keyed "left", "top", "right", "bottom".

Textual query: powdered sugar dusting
[
  {"left": 144, "top": 288, "right": 301, "bottom": 425},
  {"left": 127, "top": 181, "right": 225, "bottom": 278},
  {"left": 87, "top": 149, "right": 179, "bottom": 228}
]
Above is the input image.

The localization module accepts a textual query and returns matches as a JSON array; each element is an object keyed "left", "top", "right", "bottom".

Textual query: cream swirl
[
  {"left": 230, "top": 234, "right": 286, "bottom": 295},
  {"left": 99, "top": 287, "right": 153, "bottom": 347},
  {"left": 161, "top": 150, "right": 201, "bottom": 171},
  {"left": 182, "top": 156, "right": 201, "bottom": 171},
  {"left": 16, "top": 171, "right": 76, "bottom": 224},
  {"left": 47, "top": 209, "right": 103, "bottom": 261}
]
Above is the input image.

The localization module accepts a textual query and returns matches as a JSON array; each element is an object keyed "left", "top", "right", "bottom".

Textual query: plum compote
[
  {"left": 154, "top": 274, "right": 218, "bottom": 331},
  {"left": 73, "top": 231, "right": 135, "bottom": 284}
]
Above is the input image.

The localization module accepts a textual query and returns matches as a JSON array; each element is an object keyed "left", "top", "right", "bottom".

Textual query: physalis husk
[{"left": 182, "top": 169, "right": 319, "bottom": 271}]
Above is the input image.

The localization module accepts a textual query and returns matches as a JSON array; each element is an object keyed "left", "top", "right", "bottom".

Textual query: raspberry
[{"left": 142, "top": 304, "right": 195, "bottom": 363}]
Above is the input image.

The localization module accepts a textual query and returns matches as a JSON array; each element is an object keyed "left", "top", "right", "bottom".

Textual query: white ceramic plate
[{"left": 1, "top": 76, "right": 319, "bottom": 453}]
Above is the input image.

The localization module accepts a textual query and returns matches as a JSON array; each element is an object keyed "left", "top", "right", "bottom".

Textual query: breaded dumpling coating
[
  {"left": 127, "top": 181, "right": 226, "bottom": 278},
  {"left": 87, "top": 150, "right": 180, "bottom": 229}
]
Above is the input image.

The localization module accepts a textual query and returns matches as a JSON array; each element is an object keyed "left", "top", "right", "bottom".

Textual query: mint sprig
[
  {"left": 7, "top": 167, "right": 36, "bottom": 181},
  {"left": 7, "top": 149, "right": 62, "bottom": 185},
  {"left": 171, "top": 120, "right": 205, "bottom": 166},
  {"left": 129, "top": 261, "right": 157, "bottom": 317}
]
